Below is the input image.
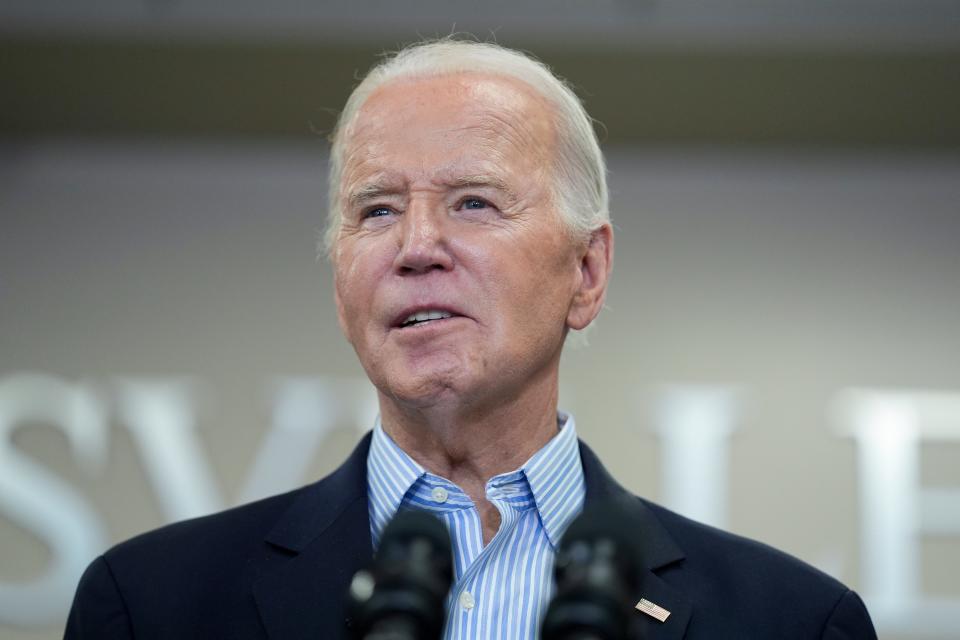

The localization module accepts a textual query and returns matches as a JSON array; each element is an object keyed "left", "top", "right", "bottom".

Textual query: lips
[
  {"left": 391, "top": 305, "right": 465, "bottom": 329},
  {"left": 400, "top": 309, "right": 453, "bottom": 327}
]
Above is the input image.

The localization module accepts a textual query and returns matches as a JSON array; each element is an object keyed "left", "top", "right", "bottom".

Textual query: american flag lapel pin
[{"left": 635, "top": 598, "right": 671, "bottom": 623}]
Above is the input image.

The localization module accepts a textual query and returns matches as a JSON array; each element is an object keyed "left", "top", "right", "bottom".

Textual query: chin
[{"left": 377, "top": 362, "right": 470, "bottom": 409}]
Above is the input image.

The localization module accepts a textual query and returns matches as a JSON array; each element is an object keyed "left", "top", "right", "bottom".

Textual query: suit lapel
[
  {"left": 252, "top": 433, "right": 374, "bottom": 640},
  {"left": 632, "top": 570, "right": 693, "bottom": 640},
  {"left": 249, "top": 434, "right": 691, "bottom": 639},
  {"left": 580, "top": 441, "right": 693, "bottom": 639}
]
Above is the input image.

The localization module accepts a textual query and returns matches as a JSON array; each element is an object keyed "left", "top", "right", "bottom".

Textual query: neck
[
  {"left": 378, "top": 372, "right": 561, "bottom": 544},
  {"left": 380, "top": 378, "right": 560, "bottom": 481}
]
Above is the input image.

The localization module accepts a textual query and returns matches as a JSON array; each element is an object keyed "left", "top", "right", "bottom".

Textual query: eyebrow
[
  {"left": 346, "top": 173, "right": 520, "bottom": 209},
  {"left": 347, "top": 180, "right": 405, "bottom": 209},
  {"left": 447, "top": 174, "right": 521, "bottom": 204}
]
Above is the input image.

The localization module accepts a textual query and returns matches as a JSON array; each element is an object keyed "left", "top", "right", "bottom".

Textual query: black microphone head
[
  {"left": 348, "top": 509, "right": 453, "bottom": 640},
  {"left": 561, "top": 500, "right": 642, "bottom": 553},
  {"left": 378, "top": 508, "right": 452, "bottom": 561},
  {"left": 542, "top": 500, "right": 644, "bottom": 640}
]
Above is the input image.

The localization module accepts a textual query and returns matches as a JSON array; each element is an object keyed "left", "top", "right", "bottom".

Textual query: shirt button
[
  {"left": 431, "top": 487, "right": 449, "bottom": 503},
  {"left": 459, "top": 590, "right": 475, "bottom": 610}
]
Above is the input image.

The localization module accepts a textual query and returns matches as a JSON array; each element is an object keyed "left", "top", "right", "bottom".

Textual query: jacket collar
[
  {"left": 580, "top": 441, "right": 693, "bottom": 639},
  {"left": 262, "top": 431, "right": 372, "bottom": 553},
  {"left": 252, "top": 432, "right": 374, "bottom": 640},
  {"left": 252, "top": 433, "right": 691, "bottom": 639}
]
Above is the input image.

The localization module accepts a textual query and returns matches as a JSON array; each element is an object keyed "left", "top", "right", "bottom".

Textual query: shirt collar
[
  {"left": 521, "top": 412, "right": 585, "bottom": 548},
  {"left": 366, "top": 418, "right": 425, "bottom": 548},
  {"left": 366, "top": 412, "right": 585, "bottom": 549}
]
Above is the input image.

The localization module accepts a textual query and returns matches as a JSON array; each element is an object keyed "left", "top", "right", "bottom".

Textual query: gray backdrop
[
  {"left": 2, "top": 142, "right": 958, "bottom": 639},
  {"left": 2, "top": 2, "right": 960, "bottom": 637}
]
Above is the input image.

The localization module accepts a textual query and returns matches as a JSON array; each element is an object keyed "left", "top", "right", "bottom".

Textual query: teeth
[{"left": 403, "top": 310, "right": 453, "bottom": 326}]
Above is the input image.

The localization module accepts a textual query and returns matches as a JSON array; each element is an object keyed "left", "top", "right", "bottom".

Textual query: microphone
[
  {"left": 348, "top": 509, "right": 453, "bottom": 640},
  {"left": 541, "top": 501, "right": 645, "bottom": 640}
]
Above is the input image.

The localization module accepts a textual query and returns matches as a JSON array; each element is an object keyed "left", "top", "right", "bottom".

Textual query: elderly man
[{"left": 65, "top": 40, "right": 876, "bottom": 639}]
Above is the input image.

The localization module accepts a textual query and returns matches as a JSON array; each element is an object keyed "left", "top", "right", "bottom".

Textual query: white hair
[{"left": 324, "top": 38, "right": 609, "bottom": 254}]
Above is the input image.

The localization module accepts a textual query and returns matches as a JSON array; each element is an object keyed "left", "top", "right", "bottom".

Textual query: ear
[{"left": 567, "top": 224, "right": 614, "bottom": 331}]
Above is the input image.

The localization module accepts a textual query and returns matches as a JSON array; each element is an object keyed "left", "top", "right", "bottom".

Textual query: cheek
[
  {"left": 491, "top": 261, "right": 570, "bottom": 337},
  {"left": 333, "top": 255, "right": 373, "bottom": 340},
  {"left": 513, "top": 238, "right": 577, "bottom": 294},
  {"left": 336, "top": 242, "right": 387, "bottom": 303}
]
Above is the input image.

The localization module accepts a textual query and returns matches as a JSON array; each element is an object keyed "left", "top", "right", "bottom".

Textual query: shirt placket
[{"left": 444, "top": 473, "right": 532, "bottom": 639}]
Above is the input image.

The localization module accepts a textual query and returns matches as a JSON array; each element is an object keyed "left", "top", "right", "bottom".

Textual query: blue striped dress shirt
[{"left": 366, "top": 413, "right": 586, "bottom": 640}]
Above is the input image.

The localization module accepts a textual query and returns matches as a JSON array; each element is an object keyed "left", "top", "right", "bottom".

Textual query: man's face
[{"left": 333, "top": 72, "right": 596, "bottom": 411}]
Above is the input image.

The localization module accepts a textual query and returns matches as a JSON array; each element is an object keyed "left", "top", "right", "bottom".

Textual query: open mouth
[{"left": 399, "top": 309, "right": 454, "bottom": 328}]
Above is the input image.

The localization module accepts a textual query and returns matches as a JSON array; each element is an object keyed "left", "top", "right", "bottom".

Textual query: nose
[{"left": 393, "top": 198, "right": 454, "bottom": 275}]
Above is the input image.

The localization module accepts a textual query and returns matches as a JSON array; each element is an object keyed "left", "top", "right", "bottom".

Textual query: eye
[
  {"left": 363, "top": 206, "right": 394, "bottom": 219},
  {"left": 459, "top": 197, "right": 491, "bottom": 211}
]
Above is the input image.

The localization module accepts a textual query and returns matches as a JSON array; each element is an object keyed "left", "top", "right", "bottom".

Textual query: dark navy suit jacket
[{"left": 65, "top": 433, "right": 876, "bottom": 639}]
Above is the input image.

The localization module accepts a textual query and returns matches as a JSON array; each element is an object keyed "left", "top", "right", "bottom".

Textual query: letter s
[{"left": 0, "top": 374, "right": 108, "bottom": 626}]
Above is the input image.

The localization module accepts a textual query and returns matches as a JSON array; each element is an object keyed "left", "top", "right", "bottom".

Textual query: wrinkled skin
[
  {"left": 332, "top": 73, "right": 612, "bottom": 533},
  {"left": 335, "top": 72, "right": 609, "bottom": 414}
]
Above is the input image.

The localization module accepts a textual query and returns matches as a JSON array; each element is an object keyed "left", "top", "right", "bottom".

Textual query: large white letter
[
  {"left": 117, "top": 377, "right": 377, "bottom": 517},
  {"left": 0, "top": 374, "right": 108, "bottom": 626},
  {"left": 237, "top": 377, "right": 377, "bottom": 503},
  {"left": 837, "top": 388, "right": 960, "bottom": 637},
  {"left": 115, "top": 379, "right": 223, "bottom": 521},
  {"left": 652, "top": 386, "right": 738, "bottom": 529}
]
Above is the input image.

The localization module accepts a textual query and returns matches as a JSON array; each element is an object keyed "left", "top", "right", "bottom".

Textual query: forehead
[{"left": 340, "top": 72, "right": 556, "bottom": 188}]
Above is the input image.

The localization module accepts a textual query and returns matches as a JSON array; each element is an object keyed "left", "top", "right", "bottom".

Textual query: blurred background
[{"left": 2, "top": 1, "right": 959, "bottom": 638}]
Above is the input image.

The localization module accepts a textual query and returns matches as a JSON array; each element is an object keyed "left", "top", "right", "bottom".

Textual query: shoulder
[
  {"left": 85, "top": 486, "right": 308, "bottom": 622},
  {"left": 99, "top": 431, "right": 372, "bottom": 579},
  {"left": 66, "top": 434, "right": 373, "bottom": 638},
  {"left": 66, "top": 488, "right": 309, "bottom": 639},
  {"left": 578, "top": 439, "right": 875, "bottom": 637},
  {"left": 639, "top": 498, "right": 876, "bottom": 638},
  {"left": 644, "top": 497, "right": 841, "bottom": 589},
  {"left": 104, "top": 486, "right": 303, "bottom": 571}
]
